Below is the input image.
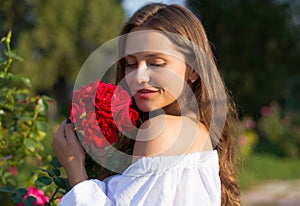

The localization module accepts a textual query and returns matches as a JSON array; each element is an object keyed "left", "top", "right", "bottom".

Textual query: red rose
[
  {"left": 99, "top": 118, "right": 118, "bottom": 145},
  {"left": 80, "top": 81, "right": 99, "bottom": 99},
  {"left": 129, "top": 108, "right": 139, "bottom": 127},
  {"left": 81, "top": 112, "right": 116, "bottom": 147},
  {"left": 69, "top": 100, "right": 85, "bottom": 125},
  {"left": 94, "top": 82, "right": 116, "bottom": 117},
  {"left": 111, "top": 85, "right": 138, "bottom": 132},
  {"left": 69, "top": 80, "right": 139, "bottom": 148}
]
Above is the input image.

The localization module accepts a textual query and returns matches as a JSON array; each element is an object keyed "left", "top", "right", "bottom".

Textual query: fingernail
[{"left": 66, "top": 118, "right": 72, "bottom": 124}]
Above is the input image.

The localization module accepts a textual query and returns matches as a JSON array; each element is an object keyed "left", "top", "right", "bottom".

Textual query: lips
[
  {"left": 137, "top": 89, "right": 157, "bottom": 93},
  {"left": 135, "top": 88, "right": 159, "bottom": 98}
]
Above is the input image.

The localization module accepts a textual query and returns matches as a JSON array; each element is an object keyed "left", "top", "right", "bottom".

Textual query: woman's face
[{"left": 124, "top": 30, "right": 188, "bottom": 113}]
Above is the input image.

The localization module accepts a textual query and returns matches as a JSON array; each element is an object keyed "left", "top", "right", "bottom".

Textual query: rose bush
[
  {"left": 258, "top": 101, "right": 300, "bottom": 157},
  {"left": 0, "top": 32, "right": 57, "bottom": 205}
]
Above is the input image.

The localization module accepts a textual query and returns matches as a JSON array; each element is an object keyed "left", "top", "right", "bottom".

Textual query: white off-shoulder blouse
[{"left": 59, "top": 150, "right": 221, "bottom": 206}]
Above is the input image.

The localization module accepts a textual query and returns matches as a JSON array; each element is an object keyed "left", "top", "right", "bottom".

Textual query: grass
[{"left": 238, "top": 153, "right": 300, "bottom": 190}]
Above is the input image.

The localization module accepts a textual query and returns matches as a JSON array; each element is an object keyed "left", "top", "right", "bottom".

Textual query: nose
[{"left": 136, "top": 61, "right": 150, "bottom": 84}]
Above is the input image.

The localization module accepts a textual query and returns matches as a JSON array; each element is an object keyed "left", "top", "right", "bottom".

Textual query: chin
[
  {"left": 136, "top": 104, "right": 161, "bottom": 113},
  {"left": 137, "top": 106, "right": 155, "bottom": 113}
]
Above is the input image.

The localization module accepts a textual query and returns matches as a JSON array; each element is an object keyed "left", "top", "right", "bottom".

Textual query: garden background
[{"left": 0, "top": 0, "right": 300, "bottom": 205}]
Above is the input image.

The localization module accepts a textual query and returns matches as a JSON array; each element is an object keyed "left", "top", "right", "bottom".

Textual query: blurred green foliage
[
  {"left": 1, "top": 0, "right": 124, "bottom": 115},
  {"left": 0, "top": 31, "right": 50, "bottom": 187},
  {"left": 257, "top": 101, "right": 300, "bottom": 157},
  {"left": 187, "top": 0, "right": 300, "bottom": 117},
  {"left": 0, "top": 31, "right": 71, "bottom": 206},
  {"left": 237, "top": 117, "right": 258, "bottom": 160},
  {"left": 0, "top": 31, "right": 57, "bottom": 206}
]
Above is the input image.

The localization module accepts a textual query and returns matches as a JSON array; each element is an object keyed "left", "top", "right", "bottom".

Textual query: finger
[
  {"left": 65, "top": 119, "right": 79, "bottom": 143},
  {"left": 52, "top": 122, "right": 67, "bottom": 150},
  {"left": 56, "top": 120, "right": 67, "bottom": 137}
]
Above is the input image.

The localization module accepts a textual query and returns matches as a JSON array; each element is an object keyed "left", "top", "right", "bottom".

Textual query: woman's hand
[{"left": 51, "top": 119, "right": 88, "bottom": 187}]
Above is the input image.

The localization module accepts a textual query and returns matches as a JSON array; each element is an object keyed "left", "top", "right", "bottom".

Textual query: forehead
[{"left": 124, "top": 30, "right": 184, "bottom": 60}]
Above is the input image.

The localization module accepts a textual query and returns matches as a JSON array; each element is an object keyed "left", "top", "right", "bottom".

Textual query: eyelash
[
  {"left": 126, "top": 63, "right": 138, "bottom": 68},
  {"left": 125, "top": 62, "right": 166, "bottom": 69},
  {"left": 150, "top": 63, "right": 166, "bottom": 67}
]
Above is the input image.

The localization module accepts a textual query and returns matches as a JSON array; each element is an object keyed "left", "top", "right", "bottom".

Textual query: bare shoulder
[{"left": 132, "top": 114, "right": 212, "bottom": 161}]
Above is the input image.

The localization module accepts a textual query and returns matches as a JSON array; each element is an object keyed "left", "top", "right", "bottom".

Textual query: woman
[{"left": 52, "top": 3, "right": 241, "bottom": 205}]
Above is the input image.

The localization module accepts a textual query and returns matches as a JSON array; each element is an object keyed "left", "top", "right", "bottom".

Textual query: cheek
[
  {"left": 124, "top": 74, "right": 130, "bottom": 85},
  {"left": 165, "top": 80, "right": 185, "bottom": 98},
  {"left": 124, "top": 70, "right": 132, "bottom": 84},
  {"left": 124, "top": 71, "right": 136, "bottom": 94},
  {"left": 157, "top": 70, "right": 186, "bottom": 97}
]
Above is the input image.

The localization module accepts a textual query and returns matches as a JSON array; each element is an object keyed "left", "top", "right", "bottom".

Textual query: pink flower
[
  {"left": 238, "top": 136, "right": 247, "bottom": 146},
  {"left": 18, "top": 186, "right": 49, "bottom": 206},
  {"left": 7, "top": 166, "right": 18, "bottom": 176},
  {"left": 260, "top": 106, "right": 272, "bottom": 117},
  {"left": 245, "top": 119, "right": 256, "bottom": 130}
]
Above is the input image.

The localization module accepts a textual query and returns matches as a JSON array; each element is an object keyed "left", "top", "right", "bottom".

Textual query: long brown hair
[{"left": 116, "top": 3, "right": 241, "bottom": 205}]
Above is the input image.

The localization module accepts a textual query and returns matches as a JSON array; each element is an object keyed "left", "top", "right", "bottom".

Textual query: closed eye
[
  {"left": 124, "top": 55, "right": 138, "bottom": 69},
  {"left": 149, "top": 62, "right": 167, "bottom": 67},
  {"left": 149, "top": 63, "right": 166, "bottom": 67},
  {"left": 126, "top": 63, "right": 138, "bottom": 69}
]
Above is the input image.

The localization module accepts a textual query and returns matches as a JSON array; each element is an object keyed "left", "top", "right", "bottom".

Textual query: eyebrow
[{"left": 124, "top": 52, "right": 168, "bottom": 58}]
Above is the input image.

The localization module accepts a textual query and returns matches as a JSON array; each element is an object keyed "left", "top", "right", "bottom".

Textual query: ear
[{"left": 186, "top": 66, "right": 199, "bottom": 83}]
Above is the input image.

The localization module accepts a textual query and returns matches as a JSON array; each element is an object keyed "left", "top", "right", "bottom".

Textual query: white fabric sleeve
[{"left": 59, "top": 179, "right": 113, "bottom": 206}]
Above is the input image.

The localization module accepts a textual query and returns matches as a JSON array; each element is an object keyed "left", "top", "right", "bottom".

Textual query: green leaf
[
  {"left": 36, "top": 141, "right": 45, "bottom": 151},
  {"left": 16, "top": 188, "right": 27, "bottom": 196},
  {"left": 10, "top": 73, "right": 21, "bottom": 82},
  {"left": 35, "top": 176, "right": 52, "bottom": 187},
  {"left": 41, "top": 169, "right": 54, "bottom": 177},
  {"left": 58, "top": 189, "right": 66, "bottom": 195},
  {"left": 41, "top": 97, "right": 50, "bottom": 112},
  {"left": 36, "top": 121, "right": 48, "bottom": 133},
  {"left": 18, "top": 115, "right": 33, "bottom": 122},
  {"left": 41, "top": 95, "right": 52, "bottom": 102},
  {"left": 50, "top": 157, "right": 62, "bottom": 168},
  {"left": 15, "top": 88, "right": 29, "bottom": 96},
  {"left": 21, "top": 77, "right": 32, "bottom": 88},
  {"left": 24, "top": 196, "right": 36, "bottom": 205},
  {"left": 4, "top": 172, "right": 12, "bottom": 178},
  {"left": 24, "top": 138, "right": 36, "bottom": 152},
  {"left": 53, "top": 167, "right": 61, "bottom": 176},
  {"left": 6, "top": 91, "right": 14, "bottom": 103},
  {"left": 0, "top": 71, "right": 6, "bottom": 78},
  {"left": 4, "top": 50, "right": 24, "bottom": 61},
  {"left": 7, "top": 178, "right": 16, "bottom": 185},
  {"left": 2, "top": 102, "right": 14, "bottom": 111},
  {"left": 11, "top": 193, "right": 22, "bottom": 203},
  {"left": 37, "top": 130, "right": 46, "bottom": 139},
  {"left": 37, "top": 98, "right": 46, "bottom": 114},
  {"left": 54, "top": 177, "right": 67, "bottom": 189},
  {"left": 0, "top": 186, "right": 14, "bottom": 193}
]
